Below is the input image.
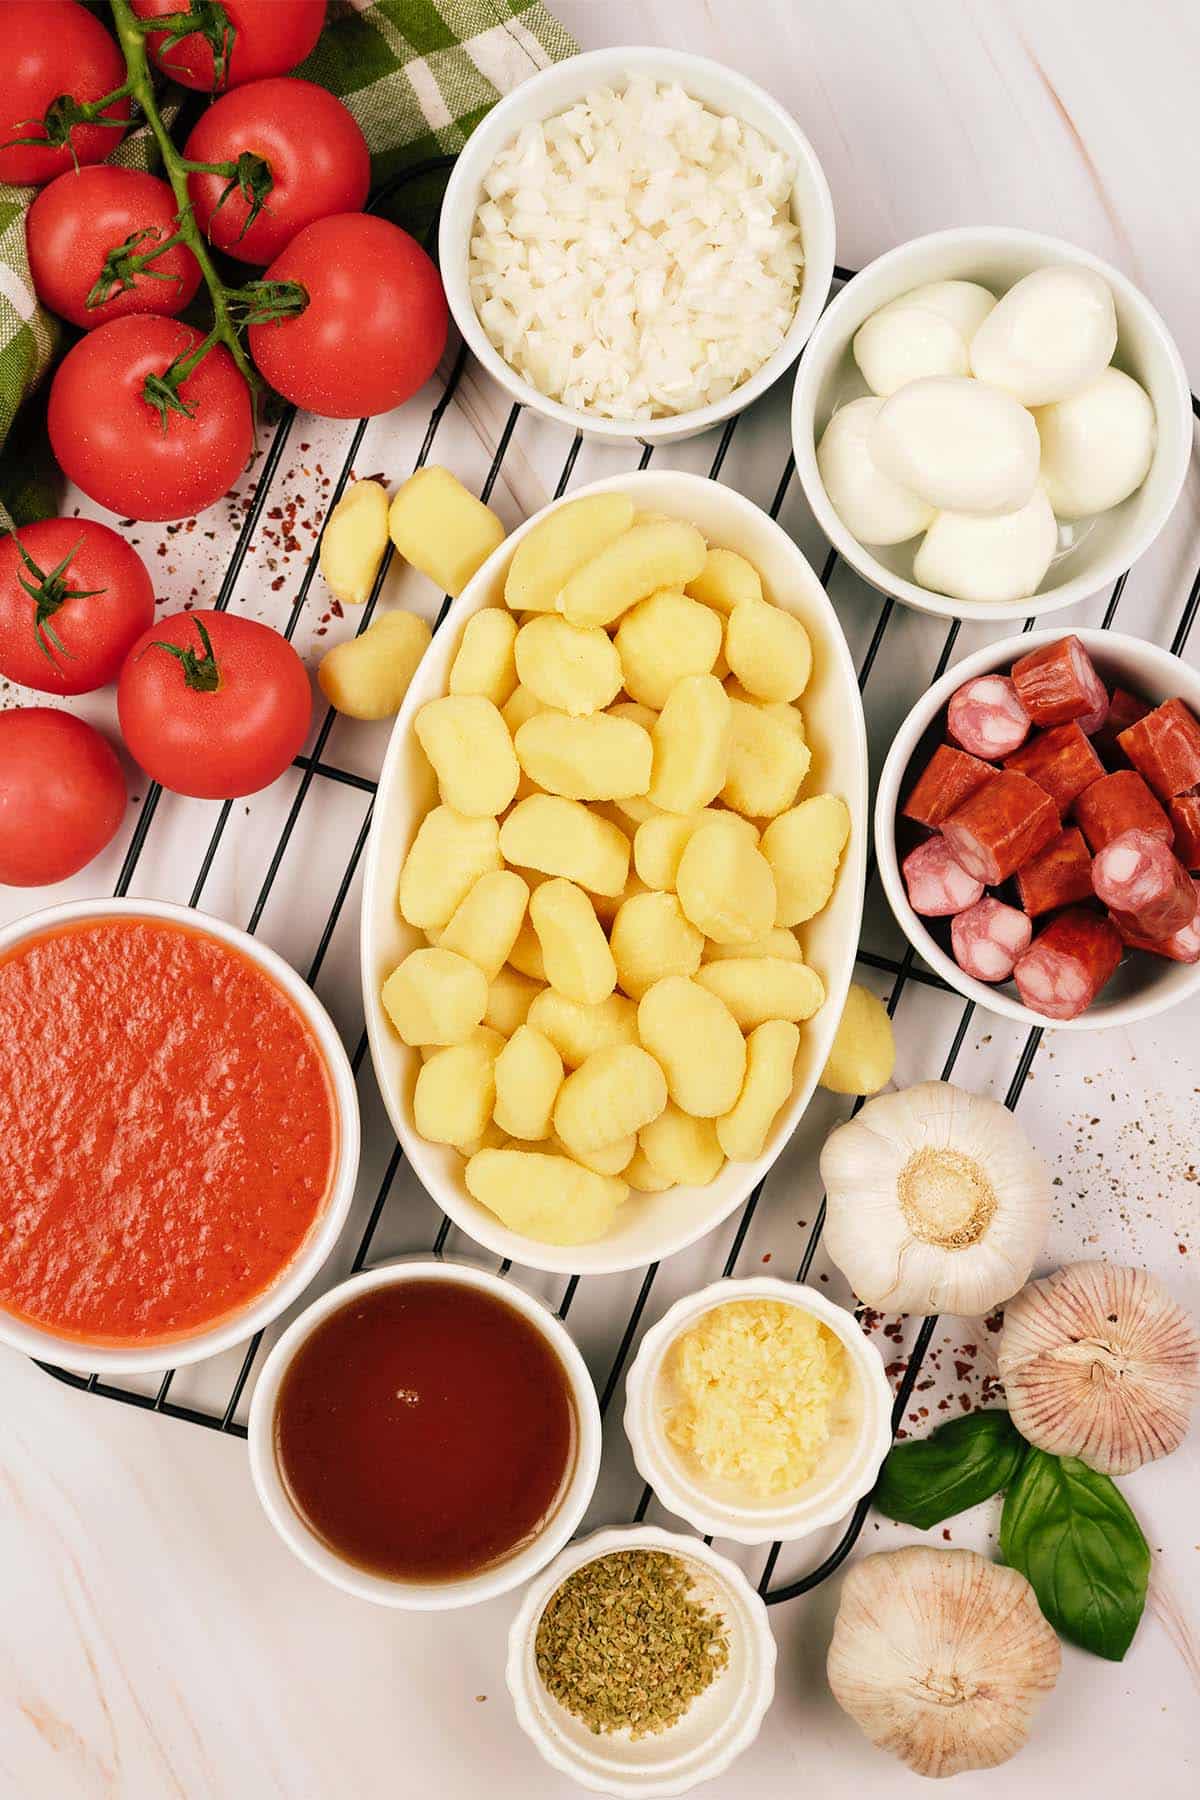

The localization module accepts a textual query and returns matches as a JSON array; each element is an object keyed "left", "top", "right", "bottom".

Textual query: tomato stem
[
  {"left": 87, "top": 225, "right": 190, "bottom": 310},
  {"left": 145, "top": 614, "right": 222, "bottom": 692},
  {"left": 123, "top": 0, "right": 239, "bottom": 93},
  {"left": 7, "top": 530, "right": 104, "bottom": 666}
]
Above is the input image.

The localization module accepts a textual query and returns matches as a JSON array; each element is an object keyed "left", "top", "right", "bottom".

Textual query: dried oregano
[{"left": 534, "top": 1549, "right": 730, "bottom": 1737}]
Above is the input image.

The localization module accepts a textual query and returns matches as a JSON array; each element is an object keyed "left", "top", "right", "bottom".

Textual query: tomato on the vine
[
  {"left": 118, "top": 610, "right": 312, "bottom": 799},
  {"left": 0, "top": 0, "right": 131, "bottom": 187},
  {"left": 131, "top": 0, "right": 326, "bottom": 93},
  {"left": 0, "top": 707, "right": 126, "bottom": 887},
  {"left": 184, "top": 77, "right": 369, "bottom": 266},
  {"left": 248, "top": 213, "right": 447, "bottom": 419},
  {"left": 0, "top": 519, "right": 155, "bottom": 696},
  {"left": 47, "top": 315, "right": 254, "bottom": 522},
  {"left": 27, "top": 165, "right": 202, "bottom": 330}
]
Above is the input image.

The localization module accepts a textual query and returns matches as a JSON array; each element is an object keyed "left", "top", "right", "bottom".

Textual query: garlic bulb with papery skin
[
  {"left": 998, "top": 1260, "right": 1200, "bottom": 1474},
  {"left": 828, "top": 1546, "right": 1061, "bottom": 1779},
  {"left": 819, "top": 1082, "right": 1051, "bottom": 1316}
]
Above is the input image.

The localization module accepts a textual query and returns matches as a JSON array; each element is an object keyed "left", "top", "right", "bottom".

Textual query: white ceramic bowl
[
  {"left": 248, "top": 1259, "right": 601, "bottom": 1609},
  {"left": 792, "top": 227, "right": 1193, "bottom": 620},
  {"left": 624, "top": 1277, "right": 892, "bottom": 1544},
  {"left": 506, "top": 1524, "right": 776, "bottom": 1797},
  {"left": 876, "top": 627, "right": 1200, "bottom": 1030},
  {"left": 438, "top": 46, "right": 835, "bottom": 445},
  {"left": 361, "top": 469, "right": 868, "bottom": 1275},
  {"left": 0, "top": 896, "right": 360, "bottom": 1377}
]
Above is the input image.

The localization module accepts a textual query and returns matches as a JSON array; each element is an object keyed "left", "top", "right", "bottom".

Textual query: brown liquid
[{"left": 274, "top": 1279, "right": 577, "bottom": 1582}]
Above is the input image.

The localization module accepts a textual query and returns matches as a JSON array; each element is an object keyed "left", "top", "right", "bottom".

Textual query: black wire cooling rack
[{"left": 35, "top": 211, "right": 1200, "bottom": 1605}]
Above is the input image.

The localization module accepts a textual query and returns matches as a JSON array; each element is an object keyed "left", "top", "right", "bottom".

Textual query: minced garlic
[{"left": 664, "top": 1299, "right": 848, "bottom": 1496}]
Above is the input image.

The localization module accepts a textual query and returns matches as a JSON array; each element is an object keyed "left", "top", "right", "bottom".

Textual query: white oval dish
[
  {"left": 438, "top": 46, "right": 835, "bottom": 445},
  {"left": 876, "top": 627, "right": 1200, "bottom": 1030},
  {"left": 792, "top": 227, "right": 1193, "bottom": 620},
  {"left": 0, "top": 896, "right": 360, "bottom": 1377},
  {"left": 624, "top": 1277, "right": 893, "bottom": 1544},
  {"left": 506, "top": 1524, "right": 776, "bottom": 1798},
  {"left": 247, "top": 1259, "right": 601, "bottom": 1609},
  {"left": 360, "top": 469, "right": 868, "bottom": 1275}
]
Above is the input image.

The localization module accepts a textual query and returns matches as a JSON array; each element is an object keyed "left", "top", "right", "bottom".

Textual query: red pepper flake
[
  {"left": 760, "top": 1252, "right": 771, "bottom": 1264},
  {"left": 271, "top": 576, "right": 285, "bottom": 592},
  {"left": 942, "top": 1527, "right": 952, "bottom": 1542}
]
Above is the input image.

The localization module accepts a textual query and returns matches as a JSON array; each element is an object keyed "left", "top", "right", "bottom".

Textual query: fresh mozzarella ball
[
  {"left": 900, "top": 279, "right": 997, "bottom": 341},
  {"left": 914, "top": 485, "right": 1058, "bottom": 604},
  {"left": 816, "top": 397, "right": 934, "bottom": 545},
  {"left": 852, "top": 304, "right": 968, "bottom": 396},
  {"left": 969, "top": 265, "right": 1117, "bottom": 406},
  {"left": 871, "top": 376, "right": 1040, "bottom": 515},
  {"left": 1035, "top": 367, "right": 1156, "bottom": 519}
]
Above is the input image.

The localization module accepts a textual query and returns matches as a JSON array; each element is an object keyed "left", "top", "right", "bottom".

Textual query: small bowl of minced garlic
[
  {"left": 624, "top": 1277, "right": 893, "bottom": 1543},
  {"left": 506, "top": 1524, "right": 775, "bottom": 1797}
]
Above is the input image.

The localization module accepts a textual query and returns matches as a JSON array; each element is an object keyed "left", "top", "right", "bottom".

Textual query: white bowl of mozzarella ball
[
  {"left": 792, "top": 228, "right": 1192, "bottom": 620},
  {"left": 439, "top": 47, "right": 836, "bottom": 443}
]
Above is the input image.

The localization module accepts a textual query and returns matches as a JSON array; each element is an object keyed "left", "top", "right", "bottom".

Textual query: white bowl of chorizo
[{"left": 876, "top": 628, "right": 1200, "bottom": 1030}]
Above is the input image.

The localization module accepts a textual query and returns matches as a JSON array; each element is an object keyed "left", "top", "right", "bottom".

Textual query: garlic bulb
[
  {"left": 998, "top": 1261, "right": 1200, "bottom": 1474},
  {"left": 828, "top": 1546, "right": 1061, "bottom": 1779},
  {"left": 819, "top": 1082, "right": 1051, "bottom": 1316}
]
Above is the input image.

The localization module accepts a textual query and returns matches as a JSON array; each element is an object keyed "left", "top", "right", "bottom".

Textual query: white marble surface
[{"left": 2, "top": 2, "right": 1199, "bottom": 1794}]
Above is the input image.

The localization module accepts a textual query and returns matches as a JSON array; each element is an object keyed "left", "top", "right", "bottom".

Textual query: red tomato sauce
[{"left": 0, "top": 917, "right": 338, "bottom": 1346}]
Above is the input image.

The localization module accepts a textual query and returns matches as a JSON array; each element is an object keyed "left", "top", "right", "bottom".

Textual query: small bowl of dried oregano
[{"left": 505, "top": 1523, "right": 775, "bottom": 1796}]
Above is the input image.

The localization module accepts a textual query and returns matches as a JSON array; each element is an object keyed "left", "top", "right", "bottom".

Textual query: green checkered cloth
[{"left": 0, "top": 0, "right": 576, "bottom": 510}]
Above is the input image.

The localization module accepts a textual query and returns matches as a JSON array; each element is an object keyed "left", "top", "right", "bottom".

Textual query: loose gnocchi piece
[
  {"left": 702, "top": 927, "right": 803, "bottom": 963},
  {"left": 615, "top": 589, "right": 722, "bottom": 709},
  {"left": 414, "top": 695, "right": 519, "bottom": 816},
  {"left": 398, "top": 806, "right": 501, "bottom": 931},
  {"left": 526, "top": 989, "right": 640, "bottom": 1067},
  {"left": 676, "top": 821, "right": 777, "bottom": 944},
  {"left": 414, "top": 1033, "right": 499, "bottom": 1148},
  {"left": 530, "top": 878, "right": 617, "bottom": 1005},
  {"left": 554, "top": 1133, "right": 636, "bottom": 1176},
  {"left": 438, "top": 869, "right": 528, "bottom": 981},
  {"left": 553, "top": 1043, "right": 668, "bottom": 1155},
  {"left": 515, "top": 614, "right": 623, "bottom": 716},
  {"left": 493, "top": 1024, "right": 564, "bottom": 1140},
  {"left": 381, "top": 947, "right": 488, "bottom": 1046},
  {"left": 388, "top": 465, "right": 506, "bottom": 598},
  {"left": 319, "top": 478, "right": 389, "bottom": 606},
  {"left": 725, "top": 601, "right": 812, "bottom": 703},
  {"left": 647, "top": 674, "right": 732, "bottom": 814},
  {"left": 685, "top": 546, "right": 763, "bottom": 615},
  {"left": 609, "top": 890, "right": 703, "bottom": 1000},
  {"left": 623, "top": 1145, "right": 674, "bottom": 1193},
  {"left": 504, "top": 492, "right": 635, "bottom": 613},
  {"left": 449, "top": 608, "right": 519, "bottom": 707},
  {"left": 639, "top": 1103, "right": 724, "bottom": 1186},
  {"left": 514, "top": 711, "right": 652, "bottom": 801},
  {"left": 557, "top": 519, "right": 707, "bottom": 628},
  {"left": 500, "top": 795, "right": 630, "bottom": 896},
  {"left": 633, "top": 808, "right": 757, "bottom": 893},
  {"left": 484, "top": 965, "right": 540, "bottom": 1036},
  {"left": 695, "top": 957, "right": 826, "bottom": 1029},
  {"left": 820, "top": 982, "right": 896, "bottom": 1096},
  {"left": 722, "top": 697, "right": 811, "bottom": 818},
  {"left": 465, "top": 1147, "right": 626, "bottom": 1246},
  {"left": 716, "top": 1019, "right": 800, "bottom": 1160},
  {"left": 637, "top": 976, "right": 746, "bottom": 1117},
  {"left": 761, "top": 794, "right": 851, "bottom": 926},
  {"left": 317, "top": 609, "right": 431, "bottom": 720}
]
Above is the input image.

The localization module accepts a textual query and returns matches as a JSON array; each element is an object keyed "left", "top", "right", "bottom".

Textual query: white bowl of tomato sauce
[{"left": 0, "top": 897, "right": 360, "bottom": 1376}]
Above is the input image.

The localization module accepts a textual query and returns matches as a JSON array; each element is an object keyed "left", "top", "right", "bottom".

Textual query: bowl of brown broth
[{"left": 247, "top": 1262, "right": 601, "bottom": 1608}]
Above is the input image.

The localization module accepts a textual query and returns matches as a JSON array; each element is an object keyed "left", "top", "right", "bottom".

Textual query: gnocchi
[
  {"left": 637, "top": 976, "right": 746, "bottom": 1118},
  {"left": 676, "top": 821, "right": 776, "bottom": 944},
  {"left": 609, "top": 890, "right": 703, "bottom": 999},
  {"left": 526, "top": 989, "right": 640, "bottom": 1067},
  {"left": 493, "top": 1025, "right": 564, "bottom": 1140},
  {"left": 515, "top": 711, "right": 652, "bottom": 801},
  {"left": 686, "top": 546, "right": 763, "bottom": 614},
  {"left": 725, "top": 601, "right": 812, "bottom": 703},
  {"left": 319, "top": 478, "right": 389, "bottom": 606},
  {"left": 555, "top": 1133, "right": 636, "bottom": 1177},
  {"left": 530, "top": 878, "right": 617, "bottom": 1005},
  {"left": 318, "top": 608, "right": 431, "bottom": 720},
  {"left": 414, "top": 695, "right": 519, "bottom": 816},
  {"left": 500, "top": 795, "right": 630, "bottom": 896},
  {"left": 382, "top": 947, "right": 488, "bottom": 1046},
  {"left": 414, "top": 1033, "right": 499, "bottom": 1148},
  {"left": 647, "top": 674, "right": 732, "bottom": 814},
  {"left": 716, "top": 1020, "right": 800, "bottom": 1160},
  {"left": 449, "top": 607, "right": 518, "bottom": 707},
  {"left": 639, "top": 1103, "right": 724, "bottom": 1186},
  {"left": 820, "top": 982, "right": 896, "bottom": 1096},
  {"left": 388, "top": 465, "right": 506, "bottom": 598},
  {"left": 762, "top": 794, "right": 851, "bottom": 926},
  {"left": 398, "top": 807, "right": 501, "bottom": 931},
  {"left": 633, "top": 808, "right": 756, "bottom": 893},
  {"left": 695, "top": 956, "right": 826, "bottom": 1029},
  {"left": 553, "top": 1044, "right": 668, "bottom": 1154},
  {"left": 722, "top": 697, "right": 811, "bottom": 818},
  {"left": 504, "top": 492, "right": 635, "bottom": 613},
  {"left": 515, "top": 614, "right": 622, "bottom": 716},
  {"left": 484, "top": 965, "right": 540, "bottom": 1036},
  {"left": 557, "top": 518, "right": 707, "bottom": 628},
  {"left": 615, "top": 589, "right": 722, "bottom": 709},
  {"left": 465, "top": 1147, "right": 626, "bottom": 1246},
  {"left": 439, "top": 869, "right": 528, "bottom": 980}
]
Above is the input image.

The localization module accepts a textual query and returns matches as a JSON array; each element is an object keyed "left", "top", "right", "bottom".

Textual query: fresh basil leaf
[
  {"left": 1001, "top": 1449, "right": 1149, "bottom": 1661},
  {"left": 873, "top": 1410, "right": 1026, "bottom": 1530}
]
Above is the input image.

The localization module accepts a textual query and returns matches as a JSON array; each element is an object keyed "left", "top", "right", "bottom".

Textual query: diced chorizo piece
[
  {"left": 1013, "top": 907, "right": 1122, "bottom": 1020},
  {"left": 902, "top": 744, "right": 997, "bottom": 827},
  {"left": 1112, "top": 879, "right": 1200, "bottom": 964},
  {"left": 1003, "top": 722, "right": 1104, "bottom": 813},
  {"left": 1015, "top": 827, "right": 1094, "bottom": 916},
  {"left": 947, "top": 675, "right": 1031, "bottom": 759},
  {"left": 950, "top": 897, "right": 1033, "bottom": 983},
  {"left": 901, "top": 835, "right": 984, "bottom": 917},
  {"left": 1011, "top": 635, "right": 1107, "bottom": 729},
  {"left": 1169, "top": 794, "right": 1200, "bottom": 870},
  {"left": 1073, "top": 769, "right": 1172, "bottom": 853},
  {"left": 1093, "top": 687, "right": 1151, "bottom": 763},
  {"left": 1118, "top": 698, "right": 1200, "bottom": 800},
  {"left": 1092, "top": 828, "right": 1197, "bottom": 940},
  {"left": 941, "top": 770, "right": 1059, "bottom": 885}
]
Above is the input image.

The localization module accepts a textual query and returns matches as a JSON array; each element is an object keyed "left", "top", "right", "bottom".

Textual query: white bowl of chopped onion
[{"left": 439, "top": 47, "right": 835, "bottom": 443}]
